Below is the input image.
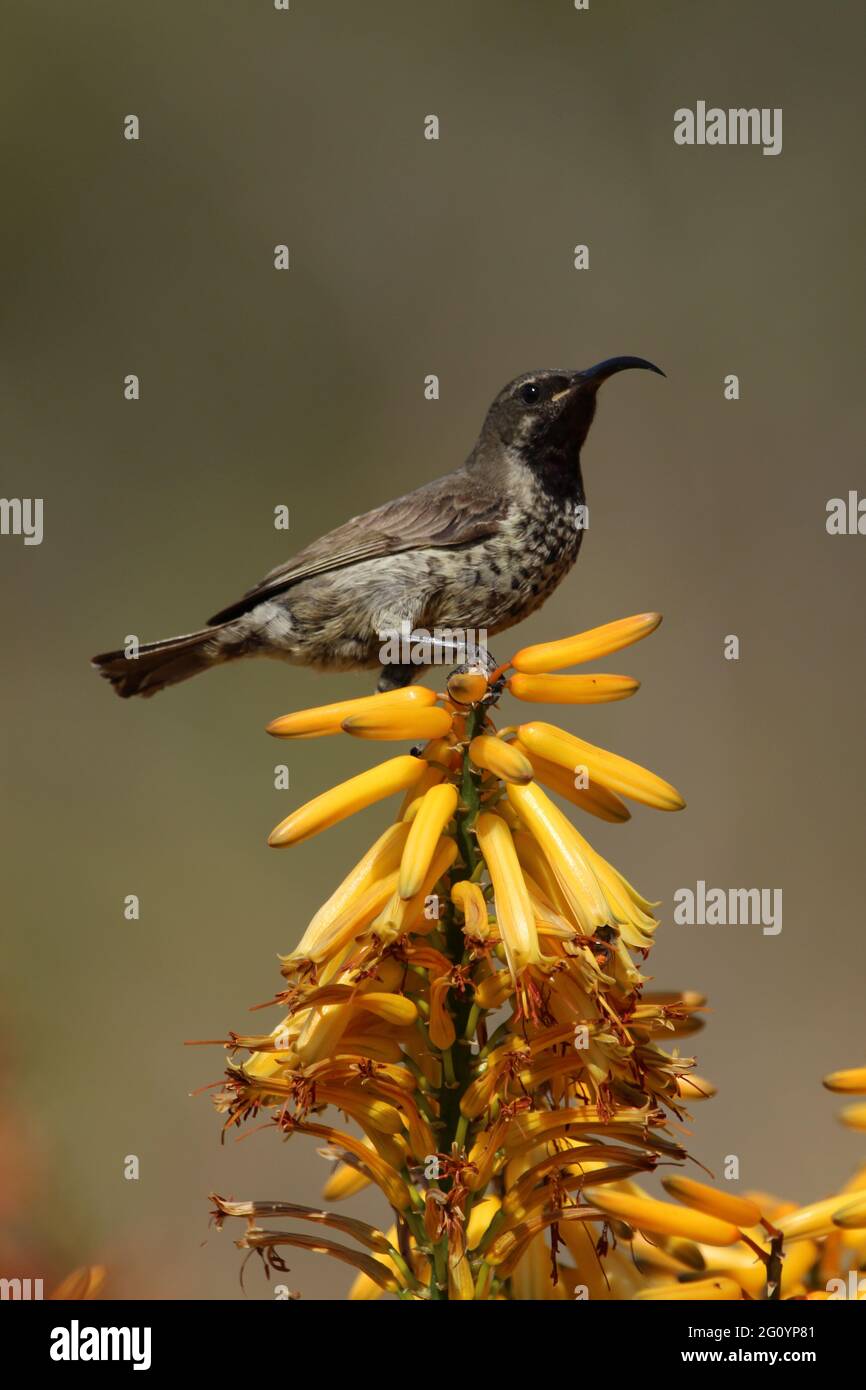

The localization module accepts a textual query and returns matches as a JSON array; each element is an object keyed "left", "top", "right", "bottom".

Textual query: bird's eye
[{"left": 520, "top": 382, "right": 541, "bottom": 405}]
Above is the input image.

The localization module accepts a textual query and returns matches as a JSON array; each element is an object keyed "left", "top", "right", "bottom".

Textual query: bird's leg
[{"left": 376, "top": 663, "right": 417, "bottom": 692}]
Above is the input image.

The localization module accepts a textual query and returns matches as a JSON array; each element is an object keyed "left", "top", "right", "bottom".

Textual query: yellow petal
[
  {"left": 585, "top": 1188, "right": 740, "bottom": 1246},
  {"left": 266, "top": 686, "right": 437, "bottom": 738},
  {"left": 446, "top": 671, "right": 489, "bottom": 705},
  {"left": 832, "top": 1193, "right": 866, "bottom": 1230},
  {"left": 448, "top": 1252, "right": 475, "bottom": 1300},
  {"left": 372, "top": 836, "right": 459, "bottom": 939},
  {"left": 634, "top": 1276, "right": 742, "bottom": 1301},
  {"left": 353, "top": 992, "right": 419, "bottom": 1027},
  {"left": 507, "top": 672, "right": 639, "bottom": 704},
  {"left": 775, "top": 1192, "right": 861, "bottom": 1241},
  {"left": 398, "top": 783, "right": 459, "bottom": 898},
  {"left": 468, "top": 735, "right": 534, "bottom": 785},
  {"left": 428, "top": 974, "right": 456, "bottom": 1049},
  {"left": 347, "top": 1226, "right": 400, "bottom": 1300},
  {"left": 317, "top": 1086, "right": 404, "bottom": 1135},
  {"left": 289, "top": 822, "right": 410, "bottom": 960},
  {"left": 505, "top": 781, "right": 611, "bottom": 930},
  {"left": 662, "top": 1176, "right": 761, "bottom": 1229},
  {"left": 780, "top": 1239, "right": 820, "bottom": 1296},
  {"left": 840, "top": 1102, "right": 866, "bottom": 1131},
  {"left": 451, "top": 879, "right": 490, "bottom": 940},
  {"left": 322, "top": 1162, "right": 372, "bottom": 1202},
  {"left": 285, "top": 870, "right": 399, "bottom": 967},
  {"left": 631, "top": 1232, "right": 705, "bottom": 1275},
  {"left": 466, "top": 1195, "right": 502, "bottom": 1250},
  {"left": 342, "top": 706, "right": 453, "bottom": 741},
  {"left": 675, "top": 1074, "right": 717, "bottom": 1101},
  {"left": 476, "top": 812, "right": 541, "bottom": 976},
  {"left": 398, "top": 761, "right": 447, "bottom": 820},
  {"left": 518, "top": 721, "right": 685, "bottom": 812},
  {"left": 474, "top": 970, "right": 514, "bottom": 1011},
  {"left": 347, "top": 1271, "right": 386, "bottom": 1301},
  {"left": 510, "top": 613, "right": 662, "bottom": 674},
  {"left": 515, "top": 742, "right": 631, "bottom": 823},
  {"left": 286, "top": 1120, "right": 412, "bottom": 1211},
  {"left": 50, "top": 1266, "right": 107, "bottom": 1301},
  {"left": 823, "top": 1066, "right": 866, "bottom": 1095},
  {"left": 268, "top": 755, "right": 426, "bottom": 846}
]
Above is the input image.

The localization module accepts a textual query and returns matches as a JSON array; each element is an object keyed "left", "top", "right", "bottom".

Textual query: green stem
[{"left": 426, "top": 704, "right": 488, "bottom": 1299}]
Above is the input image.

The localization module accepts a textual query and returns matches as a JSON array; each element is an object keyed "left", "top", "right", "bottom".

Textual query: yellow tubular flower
[
  {"left": 268, "top": 755, "right": 426, "bottom": 846},
  {"left": 823, "top": 1066, "right": 866, "bottom": 1094},
  {"left": 510, "top": 612, "right": 662, "bottom": 674},
  {"left": 584, "top": 1188, "right": 741, "bottom": 1246},
  {"left": 505, "top": 781, "right": 612, "bottom": 930},
  {"left": 507, "top": 672, "right": 640, "bottom": 704},
  {"left": 398, "top": 783, "right": 459, "bottom": 899},
  {"left": 398, "top": 759, "right": 447, "bottom": 820},
  {"left": 266, "top": 686, "right": 438, "bottom": 737},
  {"left": 515, "top": 743, "right": 631, "bottom": 822},
  {"left": 774, "top": 1193, "right": 862, "bottom": 1242},
  {"left": 473, "top": 970, "right": 514, "bottom": 1011},
  {"left": 662, "top": 1176, "right": 761, "bottom": 1229},
  {"left": 451, "top": 879, "right": 490, "bottom": 939},
  {"left": 634, "top": 1277, "right": 743, "bottom": 1302},
  {"left": 284, "top": 870, "right": 399, "bottom": 968},
  {"left": 287, "top": 822, "right": 410, "bottom": 962},
  {"left": 631, "top": 1232, "right": 705, "bottom": 1276},
  {"left": 342, "top": 706, "right": 454, "bottom": 741},
  {"left": 476, "top": 811, "right": 542, "bottom": 977},
  {"left": 468, "top": 734, "right": 534, "bottom": 784},
  {"left": 466, "top": 1195, "right": 502, "bottom": 1250},
  {"left": 293, "top": 989, "right": 418, "bottom": 1067},
  {"left": 780, "top": 1240, "right": 821, "bottom": 1296},
  {"left": 322, "top": 1162, "right": 373, "bottom": 1202},
  {"left": 832, "top": 1193, "right": 866, "bottom": 1229},
  {"left": 448, "top": 1253, "right": 476, "bottom": 1301},
  {"left": 428, "top": 974, "right": 456, "bottom": 1049},
  {"left": 518, "top": 721, "right": 685, "bottom": 812},
  {"left": 49, "top": 1267, "right": 108, "bottom": 1301},
  {"left": 446, "top": 671, "right": 489, "bottom": 705},
  {"left": 347, "top": 1224, "right": 402, "bottom": 1301},
  {"left": 372, "top": 836, "right": 458, "bottom": 939},
  {"left": 676, "top": 1074, "right": 717, "bottom": 1101},
  {"left": 211, "top": 611, "right": 862, "bottom": 1303}
]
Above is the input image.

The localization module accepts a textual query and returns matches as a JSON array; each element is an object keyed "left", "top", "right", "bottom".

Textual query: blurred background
[{"left": 2, "top": 0, "right": 864, "bottom": 1298}]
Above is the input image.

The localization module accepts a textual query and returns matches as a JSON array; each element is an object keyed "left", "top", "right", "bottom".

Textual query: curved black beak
[{"left": 577, "top": 356, "right": 665, "bottom": 387}]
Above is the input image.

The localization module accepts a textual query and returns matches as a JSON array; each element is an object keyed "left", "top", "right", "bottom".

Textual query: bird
[{"left": 92, "top": 357, "right": 663, "bottom": 698}]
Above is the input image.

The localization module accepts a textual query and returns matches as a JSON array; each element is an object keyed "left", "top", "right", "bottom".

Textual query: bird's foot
[
  {"left": 447, "top": 646, "right": 507, "bottom": 703},
  {"left": 376, "top": 630, "right": 498, "bottom": 694}
]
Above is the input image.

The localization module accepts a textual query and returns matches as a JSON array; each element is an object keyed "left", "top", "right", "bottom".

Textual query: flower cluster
[{"left": 208, "top": 614, "right": 866, "bottom": 1300}]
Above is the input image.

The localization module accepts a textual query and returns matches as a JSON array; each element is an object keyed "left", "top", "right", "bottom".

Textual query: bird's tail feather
[{"left": 91, "top": 626, "right": 230, "bottom": 698}]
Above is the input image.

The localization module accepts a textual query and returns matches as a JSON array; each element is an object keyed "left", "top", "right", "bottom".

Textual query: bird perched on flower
[
  {"left": 92, "top": 357, "right": 663, "bottom": 697},
  {"left": 209, "top": 612, "right": 691, "bottom": 1300}
]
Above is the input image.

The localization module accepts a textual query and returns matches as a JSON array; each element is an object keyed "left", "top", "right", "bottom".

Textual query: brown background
[{"left": 2, "top": 0, "right": 864, "bottom": 1298}]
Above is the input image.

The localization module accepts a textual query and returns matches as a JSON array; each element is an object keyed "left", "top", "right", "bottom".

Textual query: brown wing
[{"left": 207, "top": 470, "right": 505, "bottom": 625}]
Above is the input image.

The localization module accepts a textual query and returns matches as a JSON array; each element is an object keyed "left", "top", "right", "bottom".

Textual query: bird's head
[{"left": 478, "top": 358, "right": 665, "bottom": 475}]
